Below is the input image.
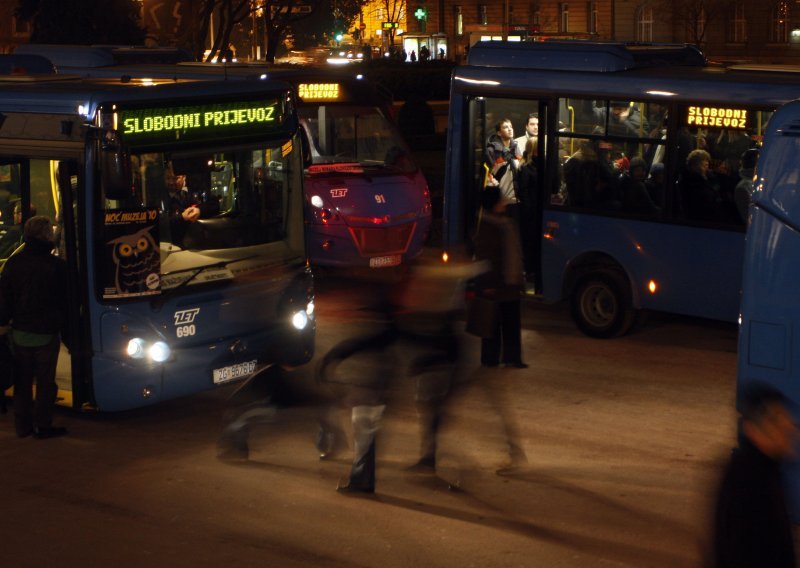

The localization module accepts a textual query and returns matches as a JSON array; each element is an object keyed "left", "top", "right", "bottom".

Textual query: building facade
[{"left": 6, "top": 1, "right": 800, "bottom": 65}]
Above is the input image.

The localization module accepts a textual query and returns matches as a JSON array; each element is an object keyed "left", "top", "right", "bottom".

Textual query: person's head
[
  {"left": 629, "top": 157, "right": 647, "bottom": 180},
  {"left": 524, "top": 113, "right": 539, "bottom": 137},
  {"left": 164, "top": 170, "right": 185, "bottom": 194},
  {"left": 686, "top": 149, "right": 711, "bottom": 177},
  {"left": 480, "top": 185, "right": 505, "bottom": 213},
  {"left": 13, "top": 201, "right": 36, "bottom": 225},
  {"left": 23, "top": 215, "right": 53, "bottom": 244},
  {"left": 741, "top": 148, "right": 760, "bottom": 172},
  {"left": 523, "top": 138, "right": 538, "bottom": 163},
  {"left": 649, "top": 162, "right": 665, "bottom": 182},
  {"left": 495, "top": 119, "right": 513, "bottom": 142},
  {"left": 610, "top": 101, "right": 631, "bottom": 120},
  {"left": 740, "top": 383, "right": 798, "bottom": 460}
]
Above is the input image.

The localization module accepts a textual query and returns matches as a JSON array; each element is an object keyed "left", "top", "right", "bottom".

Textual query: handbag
[{"left": 465, "top": 296, "right": 499, "bottom": 338}]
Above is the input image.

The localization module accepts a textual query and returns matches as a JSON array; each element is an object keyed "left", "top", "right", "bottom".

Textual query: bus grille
[{"left": 348, "top": 223, "right": 416, "bottom": 256}]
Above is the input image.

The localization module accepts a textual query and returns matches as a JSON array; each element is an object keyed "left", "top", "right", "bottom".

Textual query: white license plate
[
  {"left": 212, "top": 360, "right": 257, "bottom": 384},
  {"left": 369, "top": 255, "right": 401, "bottom": 268}
]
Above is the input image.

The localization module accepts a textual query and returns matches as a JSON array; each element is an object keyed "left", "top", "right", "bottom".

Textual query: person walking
[
  {"left": 472, "top": 186, "right": 527, "bottom": 368},
  {"left": 0, "top": 216, "right": 70, "bottom": 438},
  {"left": 712, "top": 383, "right": 798, "bottom": 567}
]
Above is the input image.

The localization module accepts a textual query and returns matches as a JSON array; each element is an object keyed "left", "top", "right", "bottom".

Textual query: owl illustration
[{"left": 107, "top": 226, "right": 160, "bottom": 295}]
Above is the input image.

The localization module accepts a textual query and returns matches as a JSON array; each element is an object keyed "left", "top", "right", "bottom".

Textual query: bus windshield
[
  {"left": 99, "top": 137, "right": 301, "bottom": 298},
  {"left": 299, "top": 105, "right": 416, "bottom": 173}
]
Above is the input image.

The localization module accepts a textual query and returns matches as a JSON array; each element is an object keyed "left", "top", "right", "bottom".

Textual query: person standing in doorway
[{"left": 0, "top": 216, "right": 70, "bottom": 439}]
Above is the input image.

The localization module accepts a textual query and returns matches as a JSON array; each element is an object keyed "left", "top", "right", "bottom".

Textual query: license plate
[
  {"left": 212, "top": 360, "right": 257, "bottom": 384},
  {"left": 369, "top": 255, "right": 401, "bottom": 268}
]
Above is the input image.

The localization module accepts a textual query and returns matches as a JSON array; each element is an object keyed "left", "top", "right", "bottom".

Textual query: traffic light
[{"left": 335, "top": 32, "right": 344, "bottom": 43}]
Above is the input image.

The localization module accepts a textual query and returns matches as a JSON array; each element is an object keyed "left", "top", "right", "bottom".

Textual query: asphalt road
[{"left": 1, "top": 282, "right": 740, "bottom": 567}]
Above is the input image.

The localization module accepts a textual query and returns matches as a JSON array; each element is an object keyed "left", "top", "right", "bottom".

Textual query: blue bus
[
  {"left": 444, "top": 40, "right": 800, "bottom": 337},
  {"left": 19, "top": 47, "right": 433, "bottom": 270},
  {"left": 738, "top": 98, "right": 800, "bottom": 518},
  {"left": 0, "top": 73, "right": 314, "bottom": 411}
]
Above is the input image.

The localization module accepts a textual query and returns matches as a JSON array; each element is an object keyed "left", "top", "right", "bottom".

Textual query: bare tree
[
  {"left": 371, "top": 0, "right": 405, "bottom": 46},
  {"left": 653, "top": 0, "right": 729, "bottom": 47}
]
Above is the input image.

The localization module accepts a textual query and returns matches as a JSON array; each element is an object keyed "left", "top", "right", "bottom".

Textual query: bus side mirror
[
  {"left": 101, "top": 147, "right": 133, "bottom": 200},
  {"left": 299, "top": 129, "right": 312, "bottom": 168}
]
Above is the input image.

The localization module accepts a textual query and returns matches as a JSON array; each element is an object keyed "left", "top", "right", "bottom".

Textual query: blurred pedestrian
[
  {"left": 216, "top": 363, "right": 297, "bottom": 461},
  {"left": 712, "top": 382, "right": 798, "bottom": 568},
  {"left": 317, "top": 289, "right": 398, "bottom": 494},
  {"left": 0, "top": 216, "right": 70, "bottom": 439},
  {"left": 472, "top": 186, "right": 527, "bottom": 368},
  {"left": 394, "top": 253, "right": 479, "bottom": 471}
]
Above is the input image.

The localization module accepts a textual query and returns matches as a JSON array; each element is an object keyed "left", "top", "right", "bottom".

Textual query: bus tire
[{"left": 570, "top": 270, "right": 636, "bottom": 338}]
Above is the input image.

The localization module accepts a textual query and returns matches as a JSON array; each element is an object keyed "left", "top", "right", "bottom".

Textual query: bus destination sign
[
  {"left": 117, "top": 99, "right": 283, "bottom": 146},
  {"left": 685, "top": 105, "right": 748, "bottom": 129},
  {"left": 297, "top": 83, "right": 340, "bottom": 102}
]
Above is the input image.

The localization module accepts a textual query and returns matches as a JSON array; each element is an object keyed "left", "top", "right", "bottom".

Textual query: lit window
[
  {"left": 479, "top": 4, "right": 488, "bottom": 26},
  {"left": 455, "top": 5, "right": 463, "bottom": 36},
  {"left": 635, "top": 5, "right": 653, "bottom": 42},
  {"left": 559, "top": 3, "right": 569, "bottom": 33},
  {"left": 771, "top": 1, "right": 789, "bottom": 43}
]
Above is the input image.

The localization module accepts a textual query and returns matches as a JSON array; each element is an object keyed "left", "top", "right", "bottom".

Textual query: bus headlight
[
  {"left": 292, "top": 310, "right": 309, "bottom": 330},
  {"left": 149, "top": 341, "right": 171, "bottom": 363},
  {"left": 127, "top": 338, "right": 147, "bottom": 359},
  {"left": 306, "top": 300, "right": 315, "bottom": 316},
  {"left": 126, "top": 337, "right": 171, "bottom": 362}
]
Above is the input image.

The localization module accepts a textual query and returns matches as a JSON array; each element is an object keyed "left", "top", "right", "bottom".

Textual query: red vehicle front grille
[{"left": 348, "top": 222, "right": 417, "bottom": 256}]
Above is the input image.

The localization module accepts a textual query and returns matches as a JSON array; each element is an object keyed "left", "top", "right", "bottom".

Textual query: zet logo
[{"left": 174, "top": 308, "right": 200, "bottom": 326}]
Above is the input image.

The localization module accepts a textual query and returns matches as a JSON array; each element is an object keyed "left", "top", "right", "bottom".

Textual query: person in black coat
[
  {"left": 712, "top": 383, "right": 798, "bottom": 568},
  {"left": 473, "top": 186, "right": 527, "bottom": 368},
  {"left": 0, "top": 216, "right": 69, "bottom": 438}
]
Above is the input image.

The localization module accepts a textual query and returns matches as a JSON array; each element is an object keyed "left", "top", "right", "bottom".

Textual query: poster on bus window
[{"left": 102, "top": 208, "right": 161, "bottom": 299}]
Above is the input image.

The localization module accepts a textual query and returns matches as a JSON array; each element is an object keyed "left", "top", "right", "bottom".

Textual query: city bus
[
  {"left": 738, "top": 98, "right": 800, "bottom": 519},
  {"left": 22, "top": 48, "right": 433, "bottom": 269},
  {"left": 444, "top": 40, "right": 800, "bottom": 337},
  {"left": 0, "top": 73, "right": 314, "bottom": 411}
]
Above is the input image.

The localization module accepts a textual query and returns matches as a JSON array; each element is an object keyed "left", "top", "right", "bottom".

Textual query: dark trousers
[
  {"left": 480, "top": 299, "right": 522, "bottom": 366},
  {"left": 12, "top": 337, "right": 60, "bottom": 436}
]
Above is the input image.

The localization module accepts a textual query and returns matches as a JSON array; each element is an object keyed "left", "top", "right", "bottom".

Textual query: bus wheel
[{"left": 570, "top": 270, "right": 636, "bottom": 338}]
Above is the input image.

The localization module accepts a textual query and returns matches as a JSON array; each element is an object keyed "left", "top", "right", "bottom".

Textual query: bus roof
[
  {"left": 457, "top": 41, "right": 800, "bottom": 108},
  {"left": 466, "top": 40, "right": 706, "bottom": 72},
  {"left": 52, "top": 62, "right": 391, "bottom": 105},
  {"left": 0, "top": 74, "right": 293, "bottom": 116},
  {"left": 14, "top": 44, "right": 193, "bottom": 70}
]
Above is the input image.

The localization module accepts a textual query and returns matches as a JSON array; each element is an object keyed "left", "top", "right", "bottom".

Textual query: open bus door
[
  {"left": 54, "top": 159, "right": 91, "bottom": 409},
  {"left": 462, "top": 95, "right": 549, "bottom": 292}
]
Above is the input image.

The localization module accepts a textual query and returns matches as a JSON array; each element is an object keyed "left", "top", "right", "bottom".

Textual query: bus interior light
[
  {"left": 310, "top": 195, "right": 324, "bottom": 208},
  {"left": 306, "top": 301, "right": 315, "bottom": 316},
  {"left": 292, "top": 310, "right": 309, "bottom": 330}
]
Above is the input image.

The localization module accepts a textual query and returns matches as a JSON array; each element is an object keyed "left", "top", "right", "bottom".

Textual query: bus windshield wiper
[{"left": 153, "top": 255, "right": 258, "bottom": 308}]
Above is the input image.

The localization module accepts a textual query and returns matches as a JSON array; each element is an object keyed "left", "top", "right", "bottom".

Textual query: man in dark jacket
[
  {"left": 0, "top": 216, "right": 69, "bottom": 439},
  {"left": 712, "top": 383, "right": 798, "bottom": 567}
]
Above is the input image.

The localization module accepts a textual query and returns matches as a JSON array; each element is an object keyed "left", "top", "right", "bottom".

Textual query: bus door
[
  {"left": 0, "top": 154, "right": 86, "bottom": 408},
  {"left": 465, "top": 95, "right": 549, "bottom": 290}
]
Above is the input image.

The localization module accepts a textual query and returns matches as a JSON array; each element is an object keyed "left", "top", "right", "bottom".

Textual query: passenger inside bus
[
  {"left": 619, "top": 157, "right": 660, "bottom": 216},
  {"left": 0, "top": 200, "right": 35, "bottom": 257}
]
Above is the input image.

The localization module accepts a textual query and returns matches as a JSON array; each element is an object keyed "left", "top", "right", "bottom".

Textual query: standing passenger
[{"left": 0, "top": 216, "right": 69, "bottom": 438}]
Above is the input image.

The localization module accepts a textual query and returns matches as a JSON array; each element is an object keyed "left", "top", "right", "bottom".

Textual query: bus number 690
[{"left": 176, "top": 325, "right": 196, "bottom": 338}]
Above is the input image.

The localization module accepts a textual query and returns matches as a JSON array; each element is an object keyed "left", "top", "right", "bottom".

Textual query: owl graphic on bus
[{"left": 107, "top": 226, "right": 160, "bottom": 295}]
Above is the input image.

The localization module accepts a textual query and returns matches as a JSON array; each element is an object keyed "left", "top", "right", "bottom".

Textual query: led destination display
[
  {"left": 686, "top": 106, "right": 748, "bottom": 129},
  {"left": 116, "top": 99, "right": 284, "bottom": 146}
]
